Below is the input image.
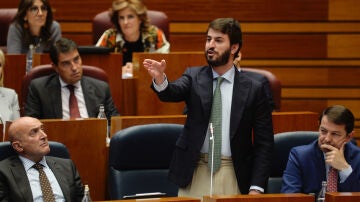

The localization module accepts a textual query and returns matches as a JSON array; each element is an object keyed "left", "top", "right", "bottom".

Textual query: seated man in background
[
  {"left": 281, "top": 105, "right": 360, "bottom": 195},
  {"left": 25, "top": 37, "right": 119, "bottom": 119},
  {"left": 0, "top": 117, "right": 84, "bottom": 201}
]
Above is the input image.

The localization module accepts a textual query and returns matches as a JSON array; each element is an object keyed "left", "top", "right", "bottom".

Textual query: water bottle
[
  {"left": 26, "top": 44, "right": 34, "bottom": 73},
  {"left": 97, "top": 104, "right": 110, "bottom": 147},
  {"left": 97, "top": 104, "right": 106, "bottom": 119},
  {"left": 317, "top": 181, "right": 327, "bottom": 202},
  {"left": 81, "top": 184, "right": 92, "bottom": 202}
]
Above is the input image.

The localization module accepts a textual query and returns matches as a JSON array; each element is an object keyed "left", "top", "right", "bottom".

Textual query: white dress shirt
[
  {"left": 59, "top": 78, "right": 89, "bottom": 119},
  {"left": 19, "top": 156, "right": 65, "bottom": 202}
]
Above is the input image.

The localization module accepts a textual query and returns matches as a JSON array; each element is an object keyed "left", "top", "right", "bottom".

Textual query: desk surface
[
  {"left": 96, "top": 197, "right": 200, "bottom": 202},
  {"left": 326, "top": 192, "right": 360, "bottom": 202},
  {"left": 204, "top": 193, "right": 314, "bottom": 202}
]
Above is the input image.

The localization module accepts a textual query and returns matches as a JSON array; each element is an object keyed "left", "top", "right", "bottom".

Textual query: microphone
[{"left": 209, "top": 122, "right": 214, "bottom": 196}]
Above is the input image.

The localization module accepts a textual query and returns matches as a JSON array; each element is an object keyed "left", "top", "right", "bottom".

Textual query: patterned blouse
[{"left": 96, "top": 25, "right": 170, "bottom": 56}]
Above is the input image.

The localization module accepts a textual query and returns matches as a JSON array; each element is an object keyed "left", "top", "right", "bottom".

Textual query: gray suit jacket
[
  {"left": 153, "top": 66, "right": 274, "bottom": 193},
  {"left": 24, "top": 74, "right": 119, "bottom": 119},
  {"left": 0, "top": 156, "right": 84, "bottom": 201}
]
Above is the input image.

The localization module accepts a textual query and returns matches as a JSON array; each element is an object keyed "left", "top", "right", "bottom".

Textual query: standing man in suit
[
  {"left": 24, "top": 37, "right": 119, "bottom": 120},
  {"left": 143, "top": 18, "right": 274, "bottom": 198},
  {"left": 0, "top": 116, "right": 84, "bottom": 201},
  {"left": 281, "top": 105, "right": 360, "bottom": 194}
]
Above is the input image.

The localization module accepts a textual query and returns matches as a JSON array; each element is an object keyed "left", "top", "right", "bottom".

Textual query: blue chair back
[
  {"left": 0, "top": 141, "right": 70, "bottom": 161},
  {"left": 267, "top": 131, "right": 318, "bottom": 193},
  {"left": 108, "top": 123, "right": 182, "bottom": 199}
]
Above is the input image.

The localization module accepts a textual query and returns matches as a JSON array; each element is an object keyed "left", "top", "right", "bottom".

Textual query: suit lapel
[
  {"left": 47, "top": 157, "right": 71, "bottom": 201},
  {"left": 10, "top": 157, "right": 34, "bottom": 201},
  {"left": 49, "top": 76, "right": 63, "bottom": 118},
  {"left": 196, "top": 67, "right": 213, "bottom": 118},
  {"left": 81, "top": 77, "right": 97, "bottom": 117},
  {"left": 229, "top": 69, "right": 251, "bottom": 139}
]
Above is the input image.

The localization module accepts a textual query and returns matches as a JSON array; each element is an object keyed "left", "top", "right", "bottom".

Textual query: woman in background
[
  {"left": 7, "top": 0, "right": 61, "bottom": 53},
  {"left": 96, "top": 0, "right": 169, "bottom": 77},
  {"left": 0, "top": 49, "right": 20, "bottom": 124}
]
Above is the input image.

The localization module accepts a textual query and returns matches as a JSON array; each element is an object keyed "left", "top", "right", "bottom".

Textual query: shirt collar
[
  {"left": 19, "top": 155, "right": 49, "bottom": 171},
  {"left": 59, "top": 77, "right": 81, "bottom": 89},
  {"left": 211, "top": 65, "right": 236, "bottom": 84}
]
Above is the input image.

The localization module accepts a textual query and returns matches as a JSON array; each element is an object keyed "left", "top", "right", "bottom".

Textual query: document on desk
[{"left": 123, "top": 192, "right": 166, "bottom": 199}]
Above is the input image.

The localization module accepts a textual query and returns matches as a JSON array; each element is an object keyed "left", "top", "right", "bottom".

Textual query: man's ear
[
  {"left": 231, "top": 44, "right": 239, "bottom": 55},
  {"left": 11, "top": 141, "right": 23, "bottom": 153},
  {"left": 346, "top": 131, "right": 355, "bottom": 142}
]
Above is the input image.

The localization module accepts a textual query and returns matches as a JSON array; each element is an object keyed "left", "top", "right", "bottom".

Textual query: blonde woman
[{"left": 0, "top": 49, "right": 20, "bottom": 124}]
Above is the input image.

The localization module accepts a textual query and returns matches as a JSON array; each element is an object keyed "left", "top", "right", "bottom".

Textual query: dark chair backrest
[
  {"left": 108, "top": 123, "right": 182, "bottom": 199},
  {"left": 92, "top": 10, "right": 169, "bottom": 44},
  {"left": 267, "top": 131, "right": 319, "bottom": 193},
  {"left": 242, "top": 67, "right": 282, "bottom": 111},
  {"left": 0, "top": 8, "right": 17, "bottom": 52},
  {"left": 21, "top": 64, "right": 109, "bottom": 112},
  {"left": 0, "top": 141, "right": 70, "bottom": 161}
]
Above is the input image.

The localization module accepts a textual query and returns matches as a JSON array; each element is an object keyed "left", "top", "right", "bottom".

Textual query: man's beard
[{"left": 205, "top": 48, "right": 231, "bottom": 67}]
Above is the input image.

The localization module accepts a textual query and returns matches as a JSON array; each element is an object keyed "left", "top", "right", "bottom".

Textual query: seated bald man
[{"left": 0, "top": 117, "right": 84, "bottom": 201}]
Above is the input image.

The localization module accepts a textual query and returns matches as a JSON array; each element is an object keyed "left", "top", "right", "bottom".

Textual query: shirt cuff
[
  {"left": 249, "top": 185, "right": 264, "bottom": 193},
  {"left": 152, "top": 74, "right": 168, "bottom": 92},
  {"left": 339, "top": 165, "right": 352, "bottom": 183}
]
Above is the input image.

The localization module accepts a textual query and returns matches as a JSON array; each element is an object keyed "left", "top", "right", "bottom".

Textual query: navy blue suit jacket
[
  {"left": 281, "top": 140, "right": 360, "bottom": 194},
  {"left": 153, "top": 66, "right": 274, "bottom": 193}
]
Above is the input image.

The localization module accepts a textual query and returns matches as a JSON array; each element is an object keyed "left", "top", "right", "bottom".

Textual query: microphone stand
[{"left": 209, "top": 123, "right": 215, "bottom": 197}]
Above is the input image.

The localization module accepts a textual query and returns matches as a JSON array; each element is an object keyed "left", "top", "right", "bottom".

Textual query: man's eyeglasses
[{"left": 28, "top": 5, "right": 48, "bottom": 15}]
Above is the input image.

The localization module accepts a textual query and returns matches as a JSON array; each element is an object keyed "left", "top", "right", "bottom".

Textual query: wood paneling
[
  {"left": 171, "top": 22, "right": 360, "bottom": 33},
  {"left": 243, "top": 34, "right": 327, "bottom": 59},
  {"left": 328, "top": 34, "right": 360, "bottom": 58},
  {"left": 41, "top": 118, "right": 108, "bottom": 200},
  {"left": 143, "top": 0, "right": 328, "bottom": 22},
  {"left": 282, "top": 88, "right": 360, "bottom": 98},
  {"left": 329, "top": 0, "right": 360, "bottom": 20},
  {"left": 170, "top": 34, "right": 328, "bottom": 59}
]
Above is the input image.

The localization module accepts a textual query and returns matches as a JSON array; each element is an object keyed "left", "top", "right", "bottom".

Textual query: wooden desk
[
  {"left": 96, "top": 196, "right": 200, "bottom": 202},
  {"left": 4, "top": 53, "right": 126, "bottom": 115},
  {"left": 110, "top": 112, "right": 318, "bottom": 136},
  {"left": 41, "top": 118, "right": 108, "bottom": 201},
  {"left": 203, "top": 193, "right": 314, "bottom": 202},
  {"left": 326, "top": 192, "right": 360, "bottom": 202}
]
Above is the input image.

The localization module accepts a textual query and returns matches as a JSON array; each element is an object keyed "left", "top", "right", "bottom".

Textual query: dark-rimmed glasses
[{"left": 28, "top": 5, "right": 48, "bottom": 15}]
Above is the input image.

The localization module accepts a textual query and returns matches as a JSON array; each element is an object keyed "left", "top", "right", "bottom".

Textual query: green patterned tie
[{"left": 208, "top": 77, "right": 224, "bottom": 173}]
